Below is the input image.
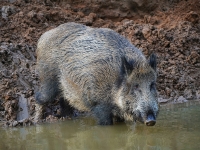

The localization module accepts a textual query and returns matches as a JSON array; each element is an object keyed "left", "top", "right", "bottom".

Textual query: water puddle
[{"left": 1, "top": 101, "right": 200, "bottom": 150}]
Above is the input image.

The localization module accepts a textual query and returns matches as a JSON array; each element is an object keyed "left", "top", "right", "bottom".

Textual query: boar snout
[
  {"left": 145, "top": 113, "right": 156, "bottom": 126},
  {"left": 135, "top": 107, "right": 157, "bottom": 126}
]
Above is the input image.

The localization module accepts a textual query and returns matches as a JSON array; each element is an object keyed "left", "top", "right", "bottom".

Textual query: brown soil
[{"left": 0, "top": 0, "right": 200, "bottom": 126}]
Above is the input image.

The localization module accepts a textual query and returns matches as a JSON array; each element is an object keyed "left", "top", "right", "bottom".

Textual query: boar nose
[{"left": 145, "top": 114, "right": 156, "bottom": 126}]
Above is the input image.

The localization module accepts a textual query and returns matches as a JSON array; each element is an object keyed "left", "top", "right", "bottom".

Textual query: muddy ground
[{"left": 0, "top": 0, "right": 200, "bottom": 126}]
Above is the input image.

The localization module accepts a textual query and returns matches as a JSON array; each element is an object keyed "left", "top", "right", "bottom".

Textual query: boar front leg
[{"left": 92, "top": 104, "right": 113, "bottom": 125}]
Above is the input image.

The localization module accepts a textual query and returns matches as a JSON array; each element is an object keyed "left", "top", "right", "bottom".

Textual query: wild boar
[{"left": 35, "top": 22, "right": 159, "bottom": 126}]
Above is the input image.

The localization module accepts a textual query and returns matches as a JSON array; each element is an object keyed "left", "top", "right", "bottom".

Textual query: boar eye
[{"left": 134, "top": 84, "right": 139, "bottom": 89}]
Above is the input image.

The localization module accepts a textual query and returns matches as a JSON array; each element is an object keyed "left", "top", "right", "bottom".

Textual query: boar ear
[
  {"left": 149, "top": 53, "right": 157, "bottom": 71},
  {"left": 121, "top": 57, "right": 134, "bottom": 76}
]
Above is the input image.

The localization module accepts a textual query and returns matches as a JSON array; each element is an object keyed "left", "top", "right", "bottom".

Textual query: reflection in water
[{"left": 1, "top": 101, "right": 200, "bottom": 150}]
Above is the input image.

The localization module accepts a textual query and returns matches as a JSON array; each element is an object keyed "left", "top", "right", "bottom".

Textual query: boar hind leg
[
  {"left": 35, "top": 61, "right": 60, "bottom": 120},
  {"left": 92, "top": 104, "right": 113, "bottom": 125},
  {"left": 34, "top": 77, "right": 59, "bottom": 121},
  {"left": 35, "top": 77, "right": 59, "bottom": 105},
  {"left": 34, "top": 103, "right": 45, "bottom": 123}
]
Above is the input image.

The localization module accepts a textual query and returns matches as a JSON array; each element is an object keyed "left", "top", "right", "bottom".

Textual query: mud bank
[{"left": 0, "top": 0, "right": 200, "bottom": 126}]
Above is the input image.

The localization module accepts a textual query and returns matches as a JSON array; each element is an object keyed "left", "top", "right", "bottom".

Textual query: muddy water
[{"left": 1, "top": 101, "right": 200, "bottom": 150}]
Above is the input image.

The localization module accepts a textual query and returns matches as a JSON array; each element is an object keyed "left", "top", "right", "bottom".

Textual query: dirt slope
[{"left": 0, "top": 0, "right": 200, "bottom": 126}]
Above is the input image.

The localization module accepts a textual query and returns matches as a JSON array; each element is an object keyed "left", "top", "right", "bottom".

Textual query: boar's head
[{"left": 115, "top": 53, "right": 159, "bottom": 126}]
